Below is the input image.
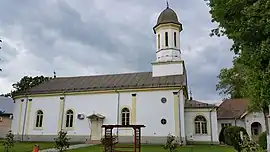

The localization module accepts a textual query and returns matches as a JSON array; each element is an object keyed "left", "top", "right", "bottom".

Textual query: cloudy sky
[{"left": 0, "top": 0, "right": 234, "bottom": 103}]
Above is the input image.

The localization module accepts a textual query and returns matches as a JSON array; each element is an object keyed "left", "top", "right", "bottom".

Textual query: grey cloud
[{"left": 0, "top": 0, "right": 235, "bottom": 103}]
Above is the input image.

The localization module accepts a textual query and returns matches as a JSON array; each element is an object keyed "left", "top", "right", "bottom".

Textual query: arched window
[
  {"left": 121, "top": 108, "right": 130, "bottom": 125},
  {"left": 174, "top": 32, "right": 177, "bottom": 47},
  {"left": 66, "top": 109, "right": 74, "bottom": 128},
  {"left": 158, "top": 34, "right": 160, "bottom": 49},
  {"left": 35, "top": 110, "right": 43, "bottom": 128},
  {"left": 165, "top": 32, "right": 168, "bottom": 47},
  {"left": 194, "top": 115, "right": 207, "bottom": 134}
]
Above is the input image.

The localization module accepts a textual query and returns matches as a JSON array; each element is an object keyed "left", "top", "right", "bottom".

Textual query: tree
[
  {"left": 3, "top": 76, "right": 52, "bottom": 98},
  {"left": 216, "top": 57, "right": 247, "bottom": 99},
  {"left": 224, "top": 126, "right": 248, "bottom": 152},
  {"left": 205, "top": 0, "right": 270, "bottom": 145},
  {"left": 55, "top": 130, "right": 70, "bottom": 152}
]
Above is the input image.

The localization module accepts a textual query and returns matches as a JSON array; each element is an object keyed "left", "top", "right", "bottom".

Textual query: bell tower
[{"left": 152, "top": 4, "right": 185, "bottom": 77}]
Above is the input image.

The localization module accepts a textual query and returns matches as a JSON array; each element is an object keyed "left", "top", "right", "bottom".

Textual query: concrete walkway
[{"left": 39, "top": 144, "right": 94, "bottom": 152}]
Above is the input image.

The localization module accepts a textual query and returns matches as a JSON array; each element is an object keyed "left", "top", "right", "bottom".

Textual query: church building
[{"left": 10, "top": 5, "right": 219, "bottom": 144}]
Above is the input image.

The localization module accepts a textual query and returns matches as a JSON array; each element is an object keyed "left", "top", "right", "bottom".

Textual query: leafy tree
[
  {"left": 241, "top": 135, "right": 264, "bottom": 152},
  {"left": 216, "top": 57, "right": 247, "bottom": 99},
  {"left": 3, "top": 130, "right": 14, "bottom": 152},
  {"left": 205, "top": 0, "right": 270, "bottom": 140},
  {"left": 2, "top": 76, "right": 52, "bottom": 98},
  {"left": 258, "top": 131, "right": 267, "bottom": 150},
  {"left": 54, "top": 130, "right": 70, "bottom": 152}
]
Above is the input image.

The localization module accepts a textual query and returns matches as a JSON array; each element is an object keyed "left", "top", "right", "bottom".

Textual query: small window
[
  {"left": 195, "top": 115, "right": 207, "bottom": 134},
  {"left": 161, "top": 119, "right": 167, "bottom": 125},
  {"left": 161, "top": 97, "right": 167, "bottom": 103},
  {"left": 174, "top": 32, "right": 177, "bottom": 47},
  {"left": 121, "top": 108, "right": 130, "bottom": 126},
  {"left": 158, "top": 34, "right": 160, "bottom": 49},
  {"left": 66, "top": 109, "right": 74, "bottom": 128},
  {"left": 35, "top": 110, "right": 43, "bottom": 128},
  {"left": 221, "top": 123, "right": 232, "bottom": 128},
  {"left": 165, "top": 32, "right": 168, "bottom": 47}
]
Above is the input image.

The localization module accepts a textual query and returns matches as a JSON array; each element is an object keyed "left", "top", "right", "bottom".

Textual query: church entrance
[
  {"left": 251, "top": 122, "right": 262, "bottom": 142},
  {"left": 87, "top": 113, "right": 105, "bottom": 141}
]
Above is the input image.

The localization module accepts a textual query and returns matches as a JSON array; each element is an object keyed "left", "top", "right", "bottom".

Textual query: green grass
[
  {"left": 68, "top": 144, "right": 235, "bottom": 152},
  {"left": 0, "top": 141, "right": 55, "bottom": 152}
]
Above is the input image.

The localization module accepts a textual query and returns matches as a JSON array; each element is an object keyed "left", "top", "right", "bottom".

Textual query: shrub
[
  {"left": 3, "top": 130, "right": 14, "bottom": 152},
  {"left": 241, "top": 135, "right": 264, "bottom": 152},
  {"left": 224, "top": 126, "right": 248, "bottom": 152},
  {"left": 54, "top": 130, "right": 70, "bottom": 152},
  {"left": 258, "top": 131, "right": 267, "bottom": 150},
  {"left": 163, "top": 134, "right": 179, "bottom": 152},
  {"left": 219, "top": 126, "right": 227, "bottom": 144}
]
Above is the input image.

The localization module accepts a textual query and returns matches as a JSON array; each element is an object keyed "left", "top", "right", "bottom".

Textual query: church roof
[
  {"left": 185, "top": 99, "right": 217, "bottom": 108},
  {"left": 154, "top": 6, "right": 181, "bottom": 29},
  {"left": 21, "top": 72, "right": 186, "bottom": 95},
  {"left": 217, "top": 98, "right": 249, "bottom": 119}
]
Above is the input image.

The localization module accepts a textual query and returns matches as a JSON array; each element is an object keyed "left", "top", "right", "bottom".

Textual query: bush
[
  {"left": 3, "top": 130, "right": 14, "bottom": 152},
  {"left": 224, "top": 126, "right": 248, "bottom": 152},
  {"left": 258, "top": 131, "right": 267, "bottom": 150},
  {"left": 219, "top": 126, "right": 227, "bottom": 144},
  {"left": 241, "top": 135, "right": 264, "bottom": 152},
  {"left": 54, "top": 130, "right": 70, "bottom": 152},
  {"left": 163, "top": 134, "right": 179, "bottom": 152}
]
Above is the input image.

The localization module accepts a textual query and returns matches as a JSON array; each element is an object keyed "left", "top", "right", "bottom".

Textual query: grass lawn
[
  {"left": 0, "top": 141, "right": 55, "bottom": 152},
  {"left": 68, "top": 144, "right": 235, "bottom": 152}
]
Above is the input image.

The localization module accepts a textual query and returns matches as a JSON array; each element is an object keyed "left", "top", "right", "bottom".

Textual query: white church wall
[
  {"left": 136, "top": 90, "right": 178, "bottom": 137},
  {"left": 152, "top": 62, "right": 184, "bottom": 77},
  {"left": 184, "top": 108, "right": 218, "bottom": 143},
  {"left": 27, "top": 96, "right": 60, "bottom": 135},
  {"left": 244, "top": 112, "right": 266, "bottom": 137},
  {"left": 11, "top": 97, "right": 27, "bottom": 136},
  {"left": 64, "top": 93, "right": 118, "bottom": 136},
  {"left": 217, "top": 119, "right": 246, "bottom": 135}
]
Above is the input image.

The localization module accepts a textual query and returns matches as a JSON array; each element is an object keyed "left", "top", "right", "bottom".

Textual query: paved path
[{"left": 39, "top": 144, "right": 93, "bottom": 152}]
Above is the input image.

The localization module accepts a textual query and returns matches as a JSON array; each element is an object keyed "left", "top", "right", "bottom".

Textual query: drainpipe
[
  {"left": 209, "top": 107, "right": 215, "bottom": 145},
  {"left": 175, "top": 88, "right": 182, "bottom": 144},
  {"left": 115, "top": 90, "right": 120, "bottom": 140},
  {"left": 21, "top": 93, "right": 28, "bottom": 141},
  {"left": 60, "top": 91, "right": 66, "bottom": 131}
]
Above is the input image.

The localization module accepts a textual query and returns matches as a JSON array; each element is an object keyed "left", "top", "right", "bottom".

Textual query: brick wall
[{"left": 0, "top": 116, "right": 12, "bottom": 138}]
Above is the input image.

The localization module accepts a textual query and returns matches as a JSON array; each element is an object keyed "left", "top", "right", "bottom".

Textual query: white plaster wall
[
  {"left": 184, "top": 109, "right": 218, "bottom": 142},
  {"left": 11, "top": 99, "right": 20, "bottom": 134},
  {"left": 27, "top": 96, "right": 60, "bottom": 135},
  {"left": 217, "top": 119, "right": 246, "bottom": 134},
  {"left": 155, "top": 27, "right": 181, "bottom": 62},
  {"left": 210, "top": 110, "right": 219, "bottom": 142},
  {"left": 136, "top": 90, "right": 179, "bottom": 137},
  {"left": 245, "top": 112, "right": 266, "bottom": 136},
  {"left": 64, "top": 93, "right": 118, "bottom": 136},
  {"left": 11, "top": 98, "right": 27, "bottom": 135},
  {"left": 14, "top": 89, "right": 182, "bottom": 138},
  {"left": 156, "top": 27, "right": 180, "bottom": 52},
  {"left": 152, "top": 62, "right": 184, "bottom": 77}
]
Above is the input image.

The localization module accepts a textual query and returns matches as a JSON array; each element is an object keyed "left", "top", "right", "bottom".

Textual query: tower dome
[{"left": 153, "top": 6, "right": 182, "bottom": 33}]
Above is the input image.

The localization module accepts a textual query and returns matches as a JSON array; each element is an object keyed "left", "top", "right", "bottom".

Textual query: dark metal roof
[
  {"left": 20, "top": 72, "right": 186, "bottom": 95},
  {"left": 217, "top": 99, "right": 248, "bottom": 119},
  {"left": 185, "top": 100, "right": 217, "bottom": 108},
  {"left": 154, "top": 7, "right": 181, "bottom": 28},
  {"left": 0, "top": 96, "right": 14, "bottom": 115}
]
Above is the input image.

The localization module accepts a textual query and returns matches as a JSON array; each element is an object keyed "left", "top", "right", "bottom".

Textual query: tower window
[
  {"left": 158, "top": 34, "right": 160, "bottom": 49},
  {"left": 165, "top": 32, "right": 168, "bottom": 47},
  {"left": 174, "top": 32, "right": 177, "bottom": 47}
]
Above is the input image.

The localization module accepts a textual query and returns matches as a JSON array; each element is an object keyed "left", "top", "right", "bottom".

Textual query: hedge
[
  {"left": 224, "top": 126, "right": 248, "bottom": 152},
  {"left": 258, "top": 131, "right": 267, "bottom": 150}
]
